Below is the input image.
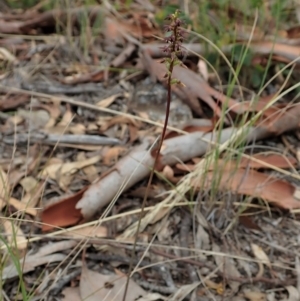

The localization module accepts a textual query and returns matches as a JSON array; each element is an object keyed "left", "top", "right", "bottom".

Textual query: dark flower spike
[
  {"left": 159, "top": 8, "right": 185, "bottom": 141},
  {"left": 123, "top": 10, "right": 186, "bottom": 301}
]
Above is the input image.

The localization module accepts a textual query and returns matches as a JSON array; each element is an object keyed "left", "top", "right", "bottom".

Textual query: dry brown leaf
[
  {"left": 0, "top": 47, "right": 17, "bottom": 62},
  {"left": 0, "top": 197, "right": 37, "bottom": 216},
  {"left": 80, "top": 262, "right": 145, "bottom": 301},
  {"left": 60, "top": 64, "right": 91, "bottom": 84},
  {"left": 63, "top": 74, "right": 88, "bottom": 84},
  {"left": 41, "top": 188, "right": 86, "bottom": 231},
  {"left": 43, "top": 125, "right": 68, "bottom": 134},
  {"left": 7, "top": 115, "right": 24, "bottom": 126},
  {"left": 77, "top": 152, "right": 98, "bottom": 183},
  {"left": 2, "top": 220, "right": 27, "bottom": 251},
  {"left": 284, "top": 286, "right": 299, "bottom": 301},
  {"left": 40, "top": 157, "right": 62, "bottom": 170},
  {"left": 149, "top": 206, "right": 170, "bottom": 225},
  {"left": 204, "top": 279, "right": 224, "bottom": 295},
  {"left": 58, "top": 174, "right": 75, "bottom": 191},
  {"left": 239, "top": 215, "right": 261, "bottom": 231},
  {"left": 178, "top": 153, "right": 297, "bottom": 172},
  {"left": 66, "top": 68, "right": 106, "bottom": 84},
  {"left": 41, "top": 101, "right": 61, "bottom": 128},
  {"left": 18, "top": 109, "right": 50, "bottom": 128},
  {"left": 69, "top": 123, "right": 86, "bottom": 134},
  {"left": 238, "top": 153, "right": 297, "bottom": 169},
  {"left": 251, "top": 244, "right": 271, "bottom": 269},
  {"left": 57, "top": 105, "right": 73, "bottom": 127},
  {"left": 124, "top": 12, "right": 159, "bottom": 38},
  {"left": 287, "top": 25, "right": 300, "bottom": 39},
  {"left": 0, "top": 94, "right": 29, "bottom": 111},
  {"left": 20, "top": 176, "right": 38, "bottom": 193},
  {"left": 87, "top": 123, "right": 98, "bottom": 131},
  {"left": 128, "top": 124, "right": 139, "bottom": 143},
  {"left": 104, "top": 17, "right": 126, "bottom": 47},
  {"left": 136, "top": 111, "right": 150, "bottom": 120},
  {"left": 104, "top": 15, "right": 158, "bottom": 43},
  {"left": 120, "top": 123, "right": 128, "bottom": 140},
  {"left": 0, "top": 167, "right": 10, "bottom": 202},
  {"left": 161, "top": 165, "right": 180, "bottom": 183},
  {"left": 175, "top": 163, "right": 196, "bottom": 172},
  {"left": 100, "top": 115, "right": 140, "bottom": 132},
  {"left": 20, "top": 177, "right": 44, "bottom": 209},
  {"left": 102, "top": 146, "right": 128, "bottom": 166},
  {"left": 194, "top": 169, "right": 300, "bottom": 210},
  {"left": 96, "top": 93, "right": 123, "bottom": 108},
  {"left": 243, "top": 289, "right": 266, "bottom": 301},
  {"left": 129, "top": 185, "right": 166, "bottom": 199}
]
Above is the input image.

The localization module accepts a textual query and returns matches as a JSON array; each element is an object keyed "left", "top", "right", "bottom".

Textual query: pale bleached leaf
[
  {"left": 251, "top": 244, "right": 271, "bottom": 269},
  {"left": 80, "top": 264, "right": 145, "bottom": 301}
]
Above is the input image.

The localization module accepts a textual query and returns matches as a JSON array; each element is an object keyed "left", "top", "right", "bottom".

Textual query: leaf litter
[{"left": 1, "top": 1, "right": 300, "bottom": 301}]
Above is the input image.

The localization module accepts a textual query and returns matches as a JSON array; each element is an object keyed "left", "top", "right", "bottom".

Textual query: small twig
[
  {"left": 3, "top": 133, "right": 122, "bottom": 146},
  {"left": 111, "top": 43, "right": 136, "bottom": 68},
  {"left": 281, "top": 135, "right": 297, "bottom": 156},
  {"left": 158, "top": 265, "right": 176, "bottom": 289},
  {"left": 21, "top": 81, "right": 107, "bottom": 94}
]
